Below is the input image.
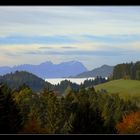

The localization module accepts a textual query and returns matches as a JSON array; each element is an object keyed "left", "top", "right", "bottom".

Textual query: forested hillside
[
  {"left": 0, "top": 71, "right": 108, "bottom": 94},
  {"left": 0, "top": 71, "right": 52, "bottom": 92},
  {"left": 0, "top": 83, "right": 139, "bottom": 134}
]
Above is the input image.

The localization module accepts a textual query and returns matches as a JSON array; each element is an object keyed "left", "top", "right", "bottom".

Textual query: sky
[{"left": 0, "top": 6, "right": 140, "bottom": 70}]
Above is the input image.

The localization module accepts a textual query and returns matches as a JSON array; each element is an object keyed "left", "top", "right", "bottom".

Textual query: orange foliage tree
[
  {"left": 19, "top": 116, "right": 48, "bottom": 134},
  {"left": 116, "top": 111, "right": 140, "bottom": 134},
  {"left": 19, "top": 107, "right": 48, "bottom": 134}
]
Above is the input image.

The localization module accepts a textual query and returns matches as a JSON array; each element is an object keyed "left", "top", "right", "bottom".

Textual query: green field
[{"left": 95, "top": 79, "right": 140, "bottom": 100}]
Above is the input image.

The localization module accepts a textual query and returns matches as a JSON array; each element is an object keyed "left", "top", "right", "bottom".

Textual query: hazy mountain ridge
[
  {"left": 0, "top": 61, "right": 87, "bottom": 79},
  {"left": 74, "top": 65, "right": 114, "bottom": 78}
]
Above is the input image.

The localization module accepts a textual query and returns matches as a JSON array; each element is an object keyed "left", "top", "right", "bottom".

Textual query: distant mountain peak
[
  {"left": 70, "top": 60, "right": 82, "bottom": 64},
  {"left": 101, "top": 64, "right": 108, "bottom": 67},
  {"left": 69, "top": 60, "right": 80, "bottom": 63},
  {"left": 40, "top": 61, "right": 53, "bottom": 65},
  {"left": 60, "top": 60, "right": 81, "bottom": 65},
  {"left": 101, "top": 64, "right": 112, "bottom": 68}
]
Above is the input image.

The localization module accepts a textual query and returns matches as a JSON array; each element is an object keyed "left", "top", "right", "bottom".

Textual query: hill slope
[
  {"left": 95, "top": 79, "right": 140, "bottom": 99},
  {"left": 75, "top": 65, "right": 114, "bottom": 78}
]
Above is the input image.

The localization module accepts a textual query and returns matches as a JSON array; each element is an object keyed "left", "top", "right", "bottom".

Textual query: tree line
[
  {"left": 53, "top": 76, "right": 108, "bottom": 95},
  {"left": 112, "top": 61, "right": 140, "bottom": 80}
]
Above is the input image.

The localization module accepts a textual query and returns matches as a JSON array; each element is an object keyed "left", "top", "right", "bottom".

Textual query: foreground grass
[{"left": 95, "top": 79, "right": 140, "bottom": 100}]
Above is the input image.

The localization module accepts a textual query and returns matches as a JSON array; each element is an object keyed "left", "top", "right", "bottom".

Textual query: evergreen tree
[{"left": 0, "top": 84, "right": 22, "bottom": 133}]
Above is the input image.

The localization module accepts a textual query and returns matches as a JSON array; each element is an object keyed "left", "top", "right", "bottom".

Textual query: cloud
[
  {"left": 0, "top": 6, "right": 140, "bottom": 69},
  {"left": 1, "top": 34, "right": 140, "bottom": 50},
  {"left": 39, "top": 47, "right": 53, "bottom": 49},
  {"left": 0, "top": 6, "right": 140, "bottom": 37},
  {"left": 22, "top": 50, "right": 125, "bottom": 56},
  {"left": 1, "top": 40, "right": 140, "bottom": 58},
  {"left": 61, "top": 46, "right": 76, "bottom": 49},
  {"left": 0, "top": 35, "right": 78, "bottom": 45},
  {"left": 83, "top": 34, "right": 140, "bottom": 44}
]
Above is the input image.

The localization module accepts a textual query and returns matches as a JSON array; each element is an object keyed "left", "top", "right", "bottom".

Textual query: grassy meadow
[{"left": 95, "top": 79, "right": 140, "bottom": 100}]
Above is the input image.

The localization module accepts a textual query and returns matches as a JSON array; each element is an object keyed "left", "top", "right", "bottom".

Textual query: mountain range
[
  {"left": 0, "top": 61, "right": 114, "bottom": 79},
  {"left": 0, "top": 61, "right": 87, "bottom": 79}
]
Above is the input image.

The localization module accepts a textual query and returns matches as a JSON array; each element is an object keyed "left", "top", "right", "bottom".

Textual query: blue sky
[{"left": 0, "top": 6, "right": 140, "bottom": 70}]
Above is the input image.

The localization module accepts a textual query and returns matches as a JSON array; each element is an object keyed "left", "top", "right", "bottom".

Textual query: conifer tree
[{"left": 0, "top": 84, "right": 22, "bottom": 133}]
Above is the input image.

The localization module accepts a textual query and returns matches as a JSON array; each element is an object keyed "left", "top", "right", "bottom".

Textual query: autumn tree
[
  {"left": 116, "top": 111, "right": 140, "bottom": 134},
  {"left": 12, "top": 86, "right": 33, "bottom": 125},
  {"left": 20, "top": 110, "right": 48, "bottom": 134}
]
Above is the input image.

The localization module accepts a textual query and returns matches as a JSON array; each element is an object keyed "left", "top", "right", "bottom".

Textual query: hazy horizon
[{"left": 0, "top": 6, "right": 140, "bottom": 69}]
